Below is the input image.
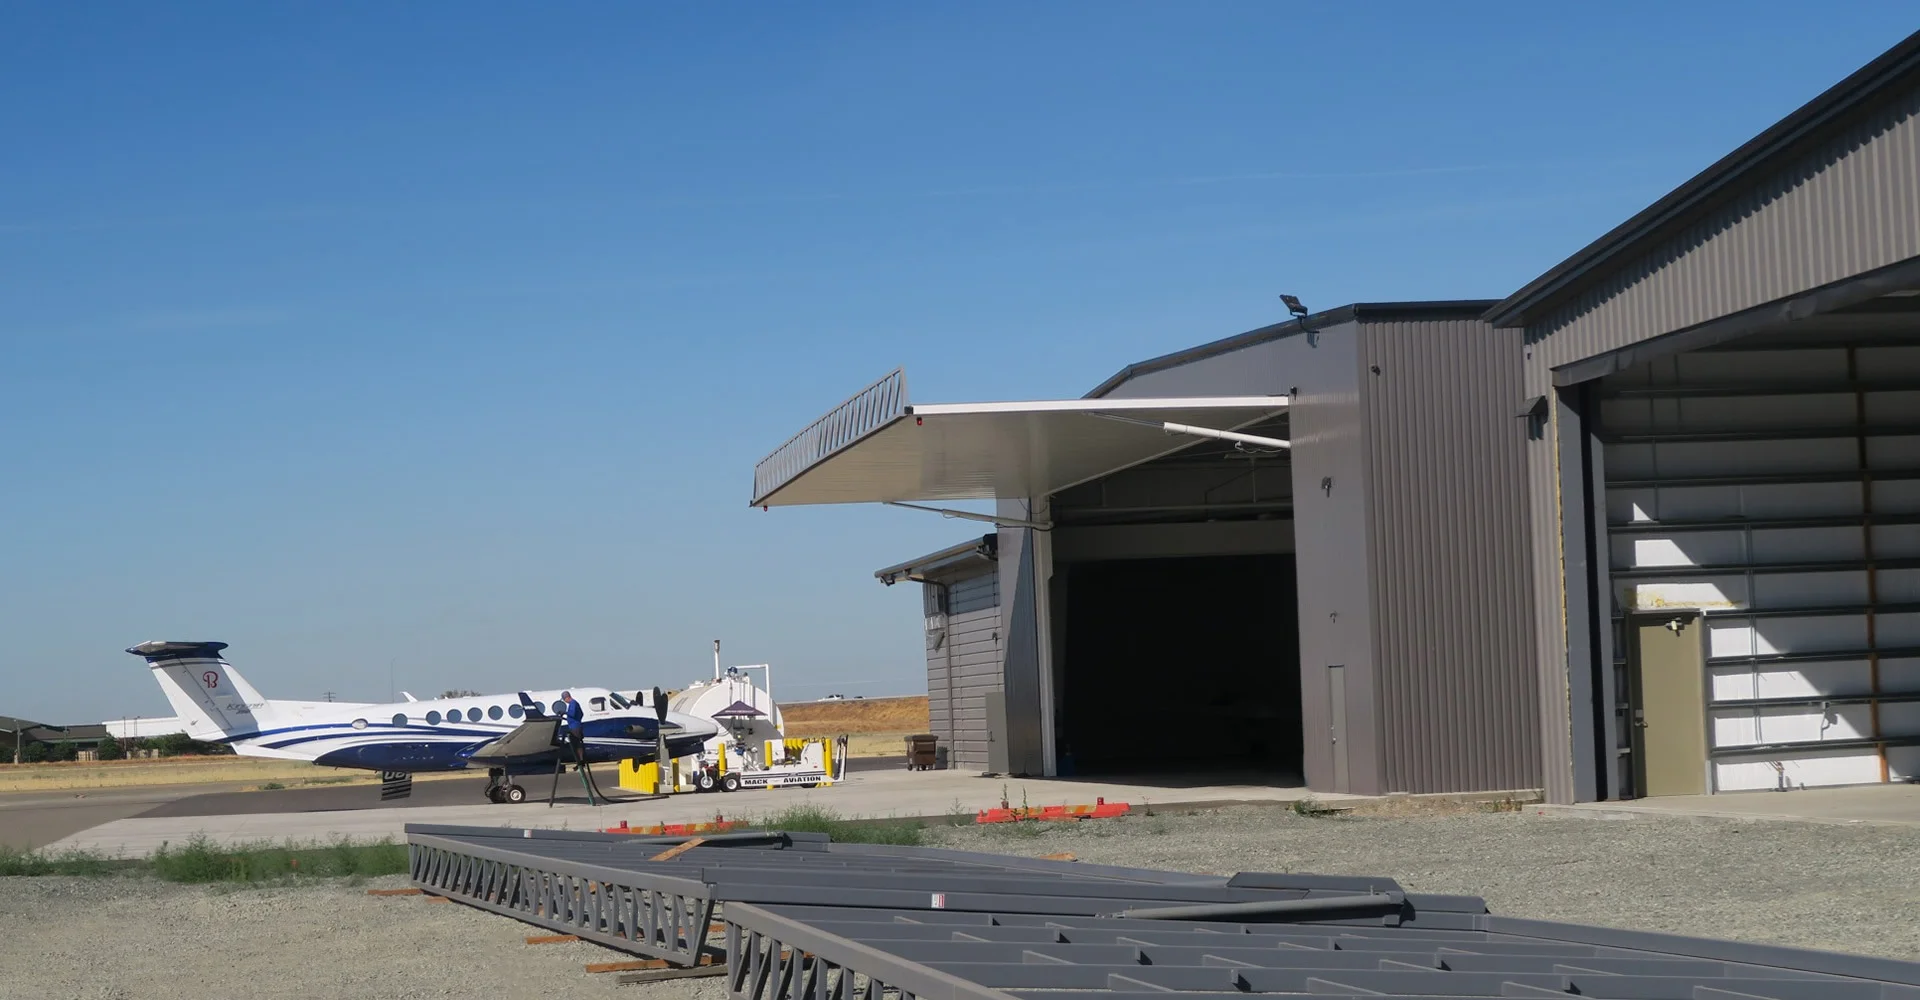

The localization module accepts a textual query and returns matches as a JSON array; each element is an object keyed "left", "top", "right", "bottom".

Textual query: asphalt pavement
[
  {"left": 1, "top": 754, "right": 910, "bottom": 850},
  {"left": 0, "top": 782, "right": 245, "bottom": 851}
]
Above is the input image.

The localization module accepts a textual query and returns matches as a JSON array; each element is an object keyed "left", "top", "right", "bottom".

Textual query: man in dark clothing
[{"left": 560, "top": 691, "right": 585, "bottom": 762}]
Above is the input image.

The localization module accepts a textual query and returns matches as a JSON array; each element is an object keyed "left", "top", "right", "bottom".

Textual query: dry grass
[
  {"left": 782, "top": 695, "right": 928, "bottom": 739},
  {"left": 840, "top": 733, "right": 917, "bottom": 758},
  {"left": 1325, "top": 790, "right": 1542, "bottom": 818},
  {"left": 0, "top": 757, "right": 467, "bottom": 794}
]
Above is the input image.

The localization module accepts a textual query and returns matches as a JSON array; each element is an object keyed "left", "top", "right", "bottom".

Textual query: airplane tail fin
[{"left": 126, "top": 641, "right": 279, "bottom": 741}]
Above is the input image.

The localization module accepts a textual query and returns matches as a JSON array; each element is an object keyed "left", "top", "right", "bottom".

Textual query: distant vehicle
[
  {"left": 127, "top": 640, "right": 719, "bottom": 804},
  {"left": 817, "top": 694, "right": 846, "bottom": 701}
]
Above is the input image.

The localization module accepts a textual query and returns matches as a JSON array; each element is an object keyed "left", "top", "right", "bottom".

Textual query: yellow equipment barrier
[
  {"left": 620, "top": 738, "right": 843, "bottom": 794},
  {"left": 618, "top": 744, "right": 729, "bottom": 794}
]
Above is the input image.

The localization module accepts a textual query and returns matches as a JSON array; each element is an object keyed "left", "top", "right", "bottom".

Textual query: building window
[{"left": 922, "top": 582, "right": 950, "bottom": 617}]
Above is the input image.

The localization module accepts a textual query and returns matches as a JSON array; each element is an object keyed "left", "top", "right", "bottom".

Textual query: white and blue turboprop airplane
[{"left": 128, "top": 640, "right": 720, "bottom": 803}]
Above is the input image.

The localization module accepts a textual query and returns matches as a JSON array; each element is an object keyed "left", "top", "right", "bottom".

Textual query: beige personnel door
[{"left": 1629, "top": 612, "right": 1708, "bottom": 797}]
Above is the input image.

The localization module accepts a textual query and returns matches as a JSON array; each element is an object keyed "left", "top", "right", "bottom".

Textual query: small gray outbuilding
[{"left": 750, "top": 30, "right": 1920, "bottom": 803}]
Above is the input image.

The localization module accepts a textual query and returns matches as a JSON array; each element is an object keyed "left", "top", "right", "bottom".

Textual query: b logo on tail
[{"left": 202, "top": 671, "right": 220, "bottom": 689}]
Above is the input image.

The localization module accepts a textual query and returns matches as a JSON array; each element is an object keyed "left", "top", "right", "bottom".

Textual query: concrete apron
[
  {"left": 1542, "top": 782, "right": 1920, "bottom": 828},
  {"left": 45, "top": 767, "right": 1363, "bottom": 858}
]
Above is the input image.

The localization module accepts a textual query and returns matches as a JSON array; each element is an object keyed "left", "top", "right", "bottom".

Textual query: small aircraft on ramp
[{"left": 127, "top": 640, "right": 720, "bottom": 804}]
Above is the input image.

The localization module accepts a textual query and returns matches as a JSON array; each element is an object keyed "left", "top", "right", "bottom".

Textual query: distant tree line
[{"left": 12, "top": 732, "right": 234, "bottom": 764}]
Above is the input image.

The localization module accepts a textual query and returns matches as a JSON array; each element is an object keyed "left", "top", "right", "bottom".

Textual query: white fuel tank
[{"left": 669, "top": 674, "right": 785, "bottom": 755}]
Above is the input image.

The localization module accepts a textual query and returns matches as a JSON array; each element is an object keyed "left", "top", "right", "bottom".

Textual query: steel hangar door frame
[
  {"left": 1548, "top": 382, "right": 1623, "bottom": 801},
  {"left": 1544, "top": 270, "right": 1920, "bottom": 801},
  {"left": 1036, "top": 431, "right": 1300, "bottom": 780}
]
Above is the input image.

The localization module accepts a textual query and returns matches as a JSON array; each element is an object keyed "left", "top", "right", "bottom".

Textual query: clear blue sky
[{"left": 4, "top": 3, "right": 1914, "bottom": 724}]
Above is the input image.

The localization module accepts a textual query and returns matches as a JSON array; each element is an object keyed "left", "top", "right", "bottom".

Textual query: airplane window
[
  {"left": 608, "top": 692, "right": 630, "bottom": 709},
  {"left": 590, "top": 697, "right": 606, "bottom": 712},
  {"left": 392, "top": 714, "right": 407, "bottom": 727},
  {"left": 488, "top": 705, "right": 503, "bottom": 720},
  {"left": 508, "top": 705, "right": 523, "bottom": 718},
  {"left": 426, "top": 711, "right": 441, "bottom": 725},
  {"left": 351, "top": 719, "right": 368, "bottom": 730},
  {"left": 551, "top": 701, "right": 564, "bottom": 715},
  {"left": 464, "top": 708, "right": 479, "bottom": 722}
]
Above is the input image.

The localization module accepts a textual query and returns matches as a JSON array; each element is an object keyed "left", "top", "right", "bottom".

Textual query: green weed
[
  {"left": 1290, "top": 796, "right": 1343, "bottom": 818},
  {"left": 757, "top": 805, "right": 925, "bottom": 846},
  {"left": 984, "top": 820, "right": 1050, "bottom": 839},
  {"left": 0, "top": 844, "right": 122, "bottom": 877},
  {"left": 149, "top": 834, "right": 410, "bottom": 883}
]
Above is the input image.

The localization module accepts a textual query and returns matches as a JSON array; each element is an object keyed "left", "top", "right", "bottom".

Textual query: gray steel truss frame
[
  {"left": 405, "top": 824, "right": 1920, "bottom": 1000},
  {"left": 409, "top": 827, "right": 725, "bottom": 963}
]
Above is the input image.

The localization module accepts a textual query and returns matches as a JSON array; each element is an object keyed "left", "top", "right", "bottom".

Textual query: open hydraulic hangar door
[
  {"left": 750, "top": 369, "right": 1291, "bottom": 510},
  {"left": 751, "top": 368, "right": 1291, "bottom": 777}
]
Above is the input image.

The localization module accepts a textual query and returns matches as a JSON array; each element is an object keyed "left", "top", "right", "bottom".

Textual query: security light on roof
[{"left": 1280, "top": 293, "right": 1309, "bottom": 318}]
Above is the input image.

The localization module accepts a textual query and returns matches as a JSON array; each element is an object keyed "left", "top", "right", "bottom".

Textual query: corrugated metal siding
[
  {"left": 1276, "top": 322, "right": 1380, "bottom": 794},
  {"left": 1359, "top": 319, "right": 1542, "bottom": 794},
  {"left": 1525, "top": 84, "right": 1920, "bottom": 392},
  {"left": 923, "top": 567, "right": 1001, "bottom": 771}
]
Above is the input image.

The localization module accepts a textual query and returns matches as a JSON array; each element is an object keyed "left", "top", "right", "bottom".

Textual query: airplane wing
[{"left": 465, "top": 718, "right": 565, "bottom": 764}]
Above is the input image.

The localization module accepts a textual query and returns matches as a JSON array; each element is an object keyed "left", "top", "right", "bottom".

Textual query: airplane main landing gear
[{"left": 484, "top": 768, "right": 527, "bottom": 804}]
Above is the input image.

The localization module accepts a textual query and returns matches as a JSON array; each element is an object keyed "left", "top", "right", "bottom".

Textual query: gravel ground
[
  {"left": 0, "top": 872, "right": 717, "bottom": 1000},
  {"left": 928, "top": 803, "right": 1920, "bottom": 959},
  {"left": 5, "top": 804, "right": 1916, "bottom": 999}
]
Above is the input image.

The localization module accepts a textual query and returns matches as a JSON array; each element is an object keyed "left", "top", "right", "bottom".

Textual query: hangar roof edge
[
  {"left": 874, "top": 534, "right": 998, "bottom": 586},
  {"left": 1084, "top": 300, "right": 1498, "bottom": 399},
  {"left": 1484, "top": 29, "right": 1920, "bottom": 329}
]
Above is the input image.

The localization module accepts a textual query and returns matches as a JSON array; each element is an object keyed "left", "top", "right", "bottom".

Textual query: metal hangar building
[{"left": 748, "top": 31, "right": 1920, "bottom": 804}]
